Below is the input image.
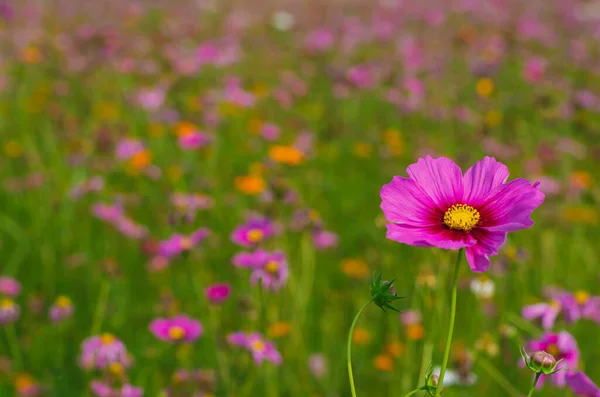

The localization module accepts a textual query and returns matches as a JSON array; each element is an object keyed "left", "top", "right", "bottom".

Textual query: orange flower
[
  {"left": 268, "top": 321, "right": 291, "bottom": 338},
  {"left": 476, "top": 78, "right": 494, "bottom": 98},
  {"left": 384, "top": 341, "right": 405, "bottom": 358},
  {"left": 352, "top": 142, "right": 373, "bottom": 158},
  {"left": 14, "top": 374, "right": 35, "bottom": 393},
  {"left": 129, "top": 150, "right": 152, "bottom": 169},
  {"left": 22, "top": 47, "right": 42, "bottom": 64},
  {"left": 406, "top": 324, "right": 424, "bottom": 340},
  {"left": 175, "top": 121, "right": 197, "bottom": 137},
  {"left": 340, "top": 258, "right": 370, "bottom": 279},
  {"left": 269, "top": 145, "right": 304, "bottom": 165},
  {"left": 383, "top": 129, "right": 404, "bottom": 157},
  {"left": 352, "top": 328, "right": 371, "bottom": 344},
  {"left": 570, "top": 171, "right": 593, "bottom": 189},
  {"left": 235, "top": 175, "right": 266, "bottom": 195},
  {"left": 373, "top": 354, "right": 394, "bottom": 372}
]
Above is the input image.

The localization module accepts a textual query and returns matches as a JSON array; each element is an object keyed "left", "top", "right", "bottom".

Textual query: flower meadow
[{"left": 1, "top": 0, "right": 600, "bottom": 396}]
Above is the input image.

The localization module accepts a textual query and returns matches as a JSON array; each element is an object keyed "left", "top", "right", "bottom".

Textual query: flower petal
[
  {"left": 386, "top": 223, "right": 476, "bottom": 250},
  {"left": 380, "top": 176, "right": 441, "bottom": 226},
  {"left": 463, "top": 157, "right": 509, "bottom": 204},
  {"left": 566, "top": 371, "right": 600, "bottom": 397},
  {"left": 480, "top": 179, "right": 545, "bottom": 232},
  {"left": 406, "top": 156, "right": 464, "bottom": 209},
  {"left": 465, "top": 230, "right": 507, "bottom": 272}
]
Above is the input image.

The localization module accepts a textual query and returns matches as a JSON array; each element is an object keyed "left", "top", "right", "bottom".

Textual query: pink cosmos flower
[
  {"left": 522, "top": 301, "right": 562, "bottom": 330},
  {"left": 79, "top": 333, "right": 132, "bottom": 370},
  {"left": 260, "top": 123, "right": 280, "bottom": 141},
  {"left": 566, "top": 372, "right": 600, "bottom": 397},
  {"left": 231, "top": 218, "right": 275, "bottom": 247},
  {"left": 308, "top": 353, "right": 327, "bottom": 379},
  {"left": 523, "top": 57, "right": 547, "bottom": 84},
  {"left": 232, "top": 250, "right": 289, "bottom": 291},
  {"left": 380, "top": 156, "right": 544, "bottom": 272},
  {"left": 526, "top": 331, "right": 579, "bottom": 388},
  {"left": 178, "top": 130, "right": 211, "bottom": 150},
  {"left": 149, "top": 314, "right": 203, "bottom": 343},
  {"left": 158, "top": 228, "right": 210, "bottom": 257},
  {"left": 559, "top": 291, "right": 600, "bottom": 324},
  {"left": 0, "top": 276, "right": 21, "bottom": 297},
  {"left": 312, "top": 230, "right": 339, "bottom": 251},
  {"left": 227, "top": 332, "right": 282, "bottom": 365},
  {"left": 91, "top": 381, "right": 144, "bottom": 397},
  {"left": 134, "top": 87, "right": 165, "bottom": 111},
  {"left": 49, "top": 296, "right": 74, "bottom": 323},
  {"left": 115, "top": 139, "right": 145, "bottom": 160},
  {"left": 92, "top": 203, "right": 124, "bottom": 223},
  {"left": 304, "top": 28, "right": 334, "bottom": 52},
  {"left": 0, "top": 298, "right": 20, "bottom": 325},
  {"left": 205, "top": 283, "right": 231, "bottom": 304}
]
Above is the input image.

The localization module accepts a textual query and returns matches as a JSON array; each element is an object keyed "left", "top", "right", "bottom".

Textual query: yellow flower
[
  {"left": 383, "top": 128, "right": 404, "bottom": 157},
  {"left": 352, "top": 142, "right": 373, "bottom": 158},
  {"left": 373, "top": 354, "right": 394, "bottom": 372},
  {"left": 485, "top": 110, "right": 502, "bottom": 127},
  {"left": 416, "top": 267, "right": 437, "bottom": 289},
  {"left": 4, "top": 141, "right": 23, "bottom": 158},
  {"left": 235, "top": 175, "right": 266, "bottom": 195},
  {"left": 268, "top": 321, "right": 291, "bottom": 338},
  {"left": 14, "top": 374, "right": 35, "bottom": 392},
  {"left": 475, "top": 333, "right": 499, "bottom": 357},
  {"left": 406, "top": 324, "right": 424, "bottom": 340},
  {"left": 251, "top": 83, "right": 269, "bottom": 98},
  {"left": 22, "top": 46, "right": 42, "bottom": 64},
  {"left": 352, "top": 328, "right": 371, "bottom": 344},
  {"left": 570, "top": 171, "right": 593, "bottom": 190},
  {"left": 476, "top": 78, "right": 494, "bottom": 98},
  {"left": 340, "top": 258, "right": 370, "bottom": 279},
  {"left": 166, "top": 165, "right": 183, "bottom": 182},
  {"left": 248, "top": 118, "right": 263, "bottom": 135},
  {"left": 562, "top": 206, "right": 598, "bottom": 224},
  {"left": 94, "top": 102, "right": 120, "bottom": 121},
  {"left": 384, "top": 341, "right": 405, "bottom": 358},
  {"left": 149, "top": 124, "right": 165, "bottom": 138},
  {"left": 269, "top": 145, "right": 304, "bottom": 165}
]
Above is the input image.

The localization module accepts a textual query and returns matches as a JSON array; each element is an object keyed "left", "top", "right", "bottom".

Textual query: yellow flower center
[
  {"left": 0, "top": 298, "right": 14, "bottom": 309},
  {"left": 265, "top": 261, "right": 279, "bottom": 273},
  {"left": 251, "top": 340, "right": 265, "bottom": 351},
  {"left": 549, "top": 300, "right": 561, "bottom": 310},
  {"left": 443, "top": 204, "right": 481, "bottom": 231},
  {"left": 109, "top": 362, "right": 123, "bottom": 375},
  {"left": 547, "top": 344, "right": 559, "bottom": 357},
  {"left": 56, "top": 296, "right": 71, "bottom": 308},
  {"left": 574, "top": 290, "right": 590, "bottom": 305},
  {"left": 168, "top": 326, "right": 186, "bottom": 340},
  {"left": 247, "top": 229, "right": 264, "bottom": 243},
  {"left": 180, "top": 237, "right": 192, "bottom": 250},
  {"left": 101, "top": 333, "right": 115, "bottom": 345}
]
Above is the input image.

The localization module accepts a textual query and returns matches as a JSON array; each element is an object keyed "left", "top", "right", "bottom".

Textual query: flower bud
[
  {"left": 530, "top": 351, "right": 557, "bottom": 374},
  {"left": 370, "top": 272, "right": 403, "bottom": 313}
]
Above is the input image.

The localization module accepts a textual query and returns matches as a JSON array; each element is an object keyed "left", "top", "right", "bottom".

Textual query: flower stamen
[{"left": 443, "top": 204, "right": 480, "bottom": 231}]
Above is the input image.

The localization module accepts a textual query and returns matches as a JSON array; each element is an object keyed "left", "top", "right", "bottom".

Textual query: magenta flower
[
  {"left": 566, "top": 372, "right": 600, "bottom": 397},
  {"left": 233, "top": 250, "right": 289, "bottom": 291},
  {"left": 0, "top": 276, "right": 21, "bottom": 297},
  {"left": 260, "top": 123, "right": 280, "bottom": 141},
  {"left": 526, "top": 331, "right": 579, "bottom": 388},
  {"left": 205, "top": 283, "right": 231, "bottom": 304},
  {"left": 49, "top": 296, "right": 74, "bottom": 323},
  {"left": 380, "top": 156, "right": 544, "bottom": 272},
  {"left": 79, "top": 333, "right": 132, "bottom": 370},
  {"left": 115, "top": 139, "right": 145, "bottom": 160},
  {"left": 522, "top": 300, "right": 562, "bottom": 330},
  {"left": 523, "top": 57, "right": 547, "bottom": 84},
  {"left": 149, "top": 314, "right": 203, "bottom": 343},
  {"left": 304, "top": 28, "right": 334, "bottom": 52},
  {"left": 312, "top": 230, "right": 339, "bottom": 251},
  {"left": 178, "top": 131, "right": 211, "bottom": 150},
  {"left": 559, "top": 291, "right": 600, "bottom": 324},
  {"left": 231, "top": 218, "right": 275, "bottom": 247},
  {"left": 115, "top": 218, "right": 148, "bottom": 240},
  {"left": 227, "top": 332, "right": 282, "bottom": 365},
  {"left": 158, "top": 228, "right": 210, "bottom": 257},
  {"left": 0, "top": 298, "right": 20, "bottom": 325},
  {"left": 134, "top": 87, "right": 165, "bottom": 111},
  {"left": 91, "top": 380, "right": 144, "bottom": 397},
  {"left": 92, "top": 203, "right": 124, "bottom": 223}
]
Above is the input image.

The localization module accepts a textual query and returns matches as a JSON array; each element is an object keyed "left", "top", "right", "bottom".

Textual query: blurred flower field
[{"left": 1, "top": 0, "right": 600, "bottom": 396}]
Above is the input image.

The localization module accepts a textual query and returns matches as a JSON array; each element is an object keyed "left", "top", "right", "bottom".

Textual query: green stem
[
  {"left": 434, "top": 248, "right": 464, "bottom": 397},
  {"left": 5, "top": 324, "right": 23, "bottom": 371},
  {"left": 526, "top": 373, "right": 542, "bottom": 397},
  {"left": 477, "top": 357, "right": 522, "bottom": 397},
  {"left": 347, "top": 297, "right": 375, "bottom": 397},
  {"left": 402, "top": 387, "right": 426, "bottom": 397},
  {"left": 90, "top": 279, "right": 111, "bottom": 335}
]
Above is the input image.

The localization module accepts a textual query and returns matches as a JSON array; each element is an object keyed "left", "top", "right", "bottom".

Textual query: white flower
[
  {"left": 470, "top": 276, "right": 495, "bottom": 299},
  {"left": 271, "top": 11, "right": 295, "bottom": 31},
  {"left": 432, "top": 366, "right": 478, "bottom": 386}
]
